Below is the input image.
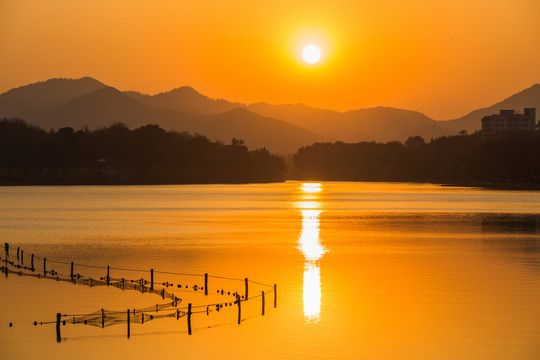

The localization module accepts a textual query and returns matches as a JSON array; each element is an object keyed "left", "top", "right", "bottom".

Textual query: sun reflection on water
[
  {"left": 301, "top": 183, "right": 323, "bottom": 193},
  {"left": 299, "top": 210, "right": 325, "bottom": 261},
  {"left": 297, "top": 183, "right": 326, "bottom": 324}
]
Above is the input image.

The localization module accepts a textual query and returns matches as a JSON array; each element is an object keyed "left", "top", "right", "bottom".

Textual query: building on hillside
[{"left": 481, "top": 108, "right": 536, "bottom": 135}]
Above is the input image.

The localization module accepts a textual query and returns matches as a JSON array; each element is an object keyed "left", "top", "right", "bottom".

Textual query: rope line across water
[{"left": 3, "top": 243, "right": 278, "bottom": 337}]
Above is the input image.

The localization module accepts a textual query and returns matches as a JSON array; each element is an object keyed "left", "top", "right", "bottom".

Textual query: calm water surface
[{"left": 0, "top": 182, "right": 539, "bottom": 359}]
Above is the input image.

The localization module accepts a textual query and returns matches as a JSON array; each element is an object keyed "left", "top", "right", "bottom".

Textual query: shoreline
[
  {"left": 1, "top": 180, "right": 540, "bottom": 191},
  {"left": 441, "top": 182, "right": 540, "bottom": 191}
]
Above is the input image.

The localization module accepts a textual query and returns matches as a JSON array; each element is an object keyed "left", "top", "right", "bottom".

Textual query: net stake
[
  {"left": 237, "top": 294, "right": 242, "bottom": 325},
  {"left": 56, "top": 313, "right": 61, "bottom": 342},
  {"left": 187, "top": 303, "right": 192, "bottom": 335},
  {"left": 127, "top": 309, "right": 130, "bottom": 339}
]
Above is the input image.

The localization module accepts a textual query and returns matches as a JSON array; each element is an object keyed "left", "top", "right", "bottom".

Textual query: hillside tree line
[
  {"left": 0, "top": 119, "right": 287, "bottom": 184},
  {"left": 293, "top": 132, "right": 540, "bottom": 184}
]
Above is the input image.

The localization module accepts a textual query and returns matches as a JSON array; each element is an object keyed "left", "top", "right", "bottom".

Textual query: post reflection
[{"left": 297, "top": 183, "right": 326, "bottom": 324}]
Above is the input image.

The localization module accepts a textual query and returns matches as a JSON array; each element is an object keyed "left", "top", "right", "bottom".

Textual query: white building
[{"left": 482, "top": 108, "right": 536, "bottom": 135}]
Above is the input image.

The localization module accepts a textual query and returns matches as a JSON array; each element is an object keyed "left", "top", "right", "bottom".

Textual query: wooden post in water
[
  {"left": 70, "top": 262, "right": 74, "bottom": 280},
  {"left": 261, "top": 291, "right": 265, "bottom": 316},
  {"left": 21, "top": 250, "right": 23, "bottom": 266},
  {"left": 4, "top": 243, "right": 8, "bottom": 273},
  {"left": 56, "top": 313, "right": 61, "bottom": 342},
  {"left": 204, "top": 273, "right": 208, "bottom": 295},
  {"left": 101, "top": 308, "right": 105, "bottom": 328},
  {"left": 236, "top": 294, "right": 241, "bottom": 325},
  {"left": 31, "top": 254, "right": 34, "bottom": 271},
  {"left": 43, "top": 257, "right": 46, "bottom": 276},
  {"left": 274, "top": 284, "right": 277, "bottom": 308},
  {"left": 187, "top": 303, "right": 192, "bottom": 335},
  {"left": 127, "top": 309, "right": 130, "bottom": 339},
  {"left": 16, "top": 247, "right": 19, "bottom": 260},
  {"left": 244, "top": 278, "right": 248, "bottom": 301},
  {"left": 150, "top": 269, "right": 154, "bottom": 291},
  {"left": 106, "top": 266, "right": 110, "bottom": 286}
]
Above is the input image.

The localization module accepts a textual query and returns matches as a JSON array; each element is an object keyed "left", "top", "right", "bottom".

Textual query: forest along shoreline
[{"left": 1, "top": 118, "right": 540, "bottom": 189}]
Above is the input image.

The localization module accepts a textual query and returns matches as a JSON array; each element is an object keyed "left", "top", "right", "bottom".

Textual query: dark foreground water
[{"left": 0, "top": 182, "right": 539, "bottom": 359}]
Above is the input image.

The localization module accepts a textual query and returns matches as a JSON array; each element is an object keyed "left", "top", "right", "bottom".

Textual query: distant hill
[
  {"left": 192, "top": 108, "right": 328, "bottom": 153},
  {"left": 1, "top": 77, "right": 538, "bottom": 152},
  {"left": 40, "top": 86, "right": 194, "bottom": 131},
  {"left": 443, "top": 84, "right": 540, "bottom": 133},
  {"left": 3, "top": 83, "right": 326, "bottom": 154},
  {"left": 341, "top": 107, "right": 452, "bottom": 142},
  {"left": 0, "top": 77, "right": 106, "bottom": 120},
  {"left": 126, "top": 87, "right": 242, "bottom": 115},
  {"left": 247, "top": 103, "right": 452, "bottom": 142},
  {"left": 127, "top": 87, "right": 454, "bottom": 142}
]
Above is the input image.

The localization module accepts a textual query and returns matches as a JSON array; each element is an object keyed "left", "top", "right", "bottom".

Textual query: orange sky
[{"left": 1, "top": 0, "right": 539, "bottom": 119}]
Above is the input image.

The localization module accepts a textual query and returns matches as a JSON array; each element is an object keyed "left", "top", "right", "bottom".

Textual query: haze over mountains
[{"left": 1, "top": 77, "right": 539, "bottom": 153}]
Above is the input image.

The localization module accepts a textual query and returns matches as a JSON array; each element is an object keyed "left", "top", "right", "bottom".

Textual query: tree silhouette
[
  {"left": 0, "top": 119, "right": 287, "bottom": 185},
  {"left": 293, "top": 131, "right": 540, "bottom": 184}
]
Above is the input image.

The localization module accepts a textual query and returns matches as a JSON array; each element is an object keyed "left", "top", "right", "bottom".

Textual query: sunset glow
[
  {"left": 1, "top": 0, "right": 539, "bottom": 355},
  {"left": 1, "top": 1, "right": 539, "bottom": 119}
]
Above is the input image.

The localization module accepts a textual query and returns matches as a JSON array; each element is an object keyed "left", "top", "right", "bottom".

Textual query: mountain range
[{"left": 1, "top": 77, "right": 538, "bottom": 153}]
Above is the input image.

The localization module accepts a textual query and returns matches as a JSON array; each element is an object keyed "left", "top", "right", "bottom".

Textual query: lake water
[{"left": 0, "top": 182, "right": 539, "bottom": 359}]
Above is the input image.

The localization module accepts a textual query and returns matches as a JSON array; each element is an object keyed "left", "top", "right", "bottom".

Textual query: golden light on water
[
  {"left": 300, "top": 183, "right": 322, "bottom": 193},
  {"left": 299, "top": 210, "right": 325, "bottom": 262},
  {"left": 297, "top": 183, "right": 327, "bottom": 323},
  {"left": 302, "top": 265, "right": 322, "bottom": 322},
  {"left": 295, "top": 201, "right": 321, "bottom": 210}
]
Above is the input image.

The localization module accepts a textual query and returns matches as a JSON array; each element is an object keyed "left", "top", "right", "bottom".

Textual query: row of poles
[
  {"left": 3, "top": 244, "right": 277, "bottom": 341},
  {"left": 55, "top": 287, "right": 277, "bottom": 341},
  {"left": 3, "top": 243, "right": 275, "bottom": 297},
  {"left": 3, "top": 243, "right": 36, "bottom": 273}
]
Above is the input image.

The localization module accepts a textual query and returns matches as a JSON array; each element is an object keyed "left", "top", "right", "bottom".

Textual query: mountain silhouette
[
  {"left": 126, "top": 89, "right": 451, "bottom": 142},
  {"left": 444, "top": 84, "right": 540, "bottom": 132},
  {"left": 0, "top": 77, "right": 106, "bottom": 120},
  {"left": 341, "top": 107, "right": 452, "bottom": 142},
  {"left": 40, "top": 86, "right": 193, "bottom": 130},
  {"left": 1, "top": 77, "right": 538, "bottom": 153},
  {"left": 10, "top": 83, "right": 325, "bottom": 153},
  {"left": 247, "top": 103, "right": 451, "bottom": 142},
  {"left": 193, "top": 108, "right": 328, "bottom": 153},
  {"left": 126, "top": 86, "right": 242, "bottom": 115}
]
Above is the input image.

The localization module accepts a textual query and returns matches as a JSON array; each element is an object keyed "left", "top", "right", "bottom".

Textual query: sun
[{"left": 302, "top": 45, "right": 321, "bottom": 64}]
